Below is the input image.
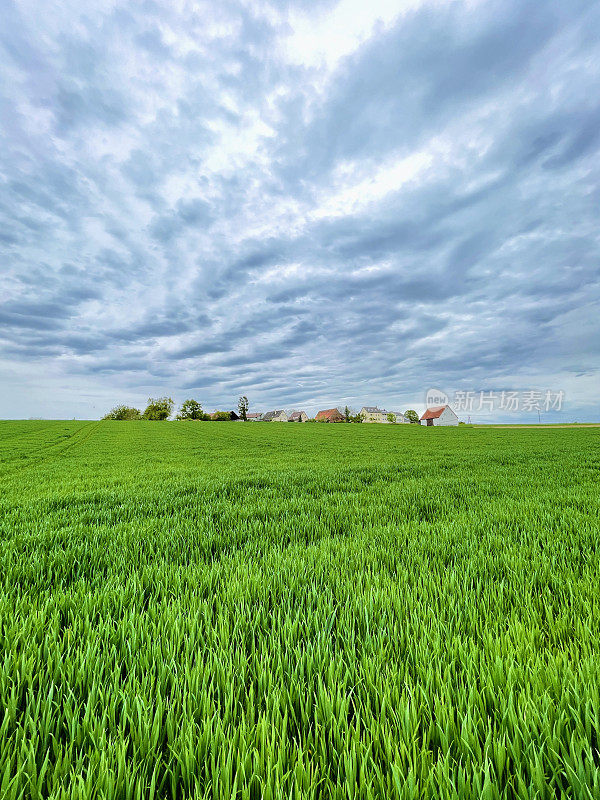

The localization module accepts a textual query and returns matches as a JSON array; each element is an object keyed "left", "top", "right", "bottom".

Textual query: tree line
[
  {"left": 102, "top": 397, "right": 247, "bottom": 421},
  {"left": 103, "top": 397, "right": 420, "bottom": 423}
]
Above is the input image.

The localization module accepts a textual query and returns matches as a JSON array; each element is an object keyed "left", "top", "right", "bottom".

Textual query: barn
[{"left": 420, "top": 405, "right": 459, "bottom": 426}]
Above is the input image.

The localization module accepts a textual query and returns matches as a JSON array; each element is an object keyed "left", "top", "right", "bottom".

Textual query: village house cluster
[
  {"left": 241, "top": 405, "right": 459, "bottom": 426},
  {"left": 103, "top": 397, "right": 461, "bottom": 424}
]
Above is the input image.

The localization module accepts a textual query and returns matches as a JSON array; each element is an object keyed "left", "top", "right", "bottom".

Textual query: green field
[{"left": 1, "top": 421, "right": 599, "bottom": 799}]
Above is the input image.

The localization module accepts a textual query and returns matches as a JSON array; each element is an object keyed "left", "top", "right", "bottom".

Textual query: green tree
[
  {"left": 176, "top": 399, "right": 205, "bottom": 420},
  {"left": 387, "top": 412, "right": 396, "bottom": 424},
  {"left": 344, "top": 405, "right": 351, "bottom": 423},
  {"left": 211, "top": 411, "right": 232, "bottom": 421},
  {"left": 350, "top": 413, "right": 365, "bottom": 423},
  {"left": 238, "top": 396, "right": 249, "bottom": 421},
  {"left": 404, "top": 409, "right": 419, "bottom": 424},
  {"left": 102, "top": 405, "right": 141, "bottom": 421},
  {"left": 142, "top": 397, "right": 174, "bottom": 421}
]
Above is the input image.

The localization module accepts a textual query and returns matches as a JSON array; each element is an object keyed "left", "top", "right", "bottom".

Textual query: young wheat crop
[{"left": 0, "top": 421, "right": 599, "bottom": 798}]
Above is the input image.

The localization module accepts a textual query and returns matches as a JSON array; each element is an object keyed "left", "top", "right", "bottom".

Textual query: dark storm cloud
[{"left": 1, "top": 0, "right": 599, "bottom": 419}]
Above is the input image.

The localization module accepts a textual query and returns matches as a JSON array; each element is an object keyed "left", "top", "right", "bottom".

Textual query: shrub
[
  {"left": 211, "top": 411, "right": 232, "bottom": 421},
  {"left": 102, "top": 405, "right": 142, "bottom": 421}
]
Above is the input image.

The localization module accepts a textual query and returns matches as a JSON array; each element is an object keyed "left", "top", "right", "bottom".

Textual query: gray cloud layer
[{"left": 1, "top": 0, "right": 599, "bottom": 420}]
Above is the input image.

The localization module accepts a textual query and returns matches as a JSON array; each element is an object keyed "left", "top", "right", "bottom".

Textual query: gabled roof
[
  {"left": 288, "top": 411, "right": 306, "bottom": 420},
  {"left": 316, "top": 408, "right": 344, "bottom": 420},
  {"left": 420, "top": 405, "right": 448, "bottom": 420},
  {"left": 262, "top": 409, "right": 286, "bottom": 421},
  {"left": 246, "top": 413, "right": 262, "bottom": 419},
  {"left": 362, "top": 406, "right": 382, "bottom": 413}
]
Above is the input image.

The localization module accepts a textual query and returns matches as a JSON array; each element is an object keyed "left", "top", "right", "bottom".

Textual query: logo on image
[{"left": 425, "top": 388, "right": 449, "bottom": 408}]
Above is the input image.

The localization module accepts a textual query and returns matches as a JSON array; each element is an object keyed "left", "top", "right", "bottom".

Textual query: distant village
[
  {"left": 103, "top": 398, "right": 460, "bottom": 426},
  {"left": 241, "top": 405, "right": 459, "bottom": 426}
]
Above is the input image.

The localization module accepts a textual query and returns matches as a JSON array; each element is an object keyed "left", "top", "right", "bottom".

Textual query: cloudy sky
[{"left": 1, "top": 0, "right": 599, "bottom": 421}]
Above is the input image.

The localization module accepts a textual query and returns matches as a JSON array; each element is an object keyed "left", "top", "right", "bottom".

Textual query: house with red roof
[
  {"left": 315, "top": 408, "right": 344, "bottom": 423},
  {"left": 420, "top": 405, "right": 459, "bottom": 426}
]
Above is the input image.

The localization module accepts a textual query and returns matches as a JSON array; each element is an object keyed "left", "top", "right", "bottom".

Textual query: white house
[
  {"left": 420, "top": 405, "right": 459, "bottom": 426},
  {"left": 262, "top": 410, "right": 288, "bottom": 422}
]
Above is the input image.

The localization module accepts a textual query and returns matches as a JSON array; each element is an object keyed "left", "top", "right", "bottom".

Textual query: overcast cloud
[{"left": 1, "top": 0, "right": 599, "bottom": 421}]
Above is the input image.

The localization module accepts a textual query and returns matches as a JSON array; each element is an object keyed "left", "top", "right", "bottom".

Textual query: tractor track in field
[{"left": 0, "top": 421, "right": 102, "bottom": 477}]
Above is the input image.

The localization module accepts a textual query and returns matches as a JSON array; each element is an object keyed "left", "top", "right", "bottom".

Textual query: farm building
[
  {"left": 288, "top": 411, "right": 308, "bottom": 422},
  {"left": 420, "top": 405, "right": 459, "bottom": 426},
  {"left": 246, "top": 413, "right": 263, "bottom": 421},
  {"left": 262, "top": 410, "right": 288, "bottom": 422},
  {"left": 316, "top": 408, "right": 344, "bottom": 423}
]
